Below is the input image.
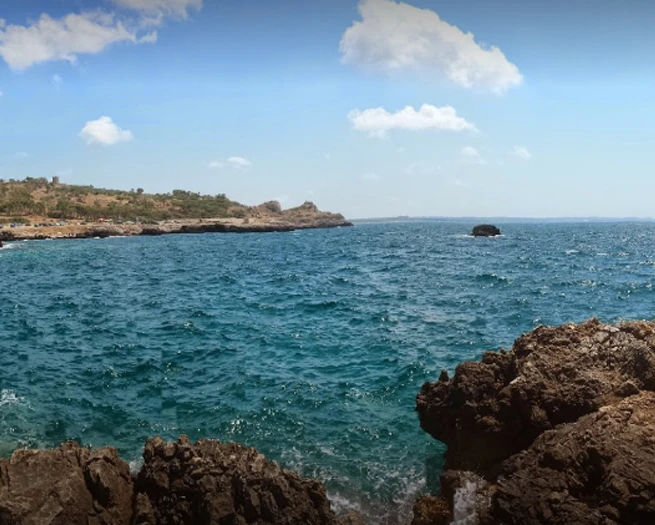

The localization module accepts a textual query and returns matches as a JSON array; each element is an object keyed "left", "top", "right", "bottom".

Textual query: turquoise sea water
[{"left": 2, "top": 221, "right": 655, "bottom": 522}]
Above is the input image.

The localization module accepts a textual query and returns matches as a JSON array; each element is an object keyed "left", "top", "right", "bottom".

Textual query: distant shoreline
[{"left": 0, "top": 217, "right": 354, "bottom": 242}]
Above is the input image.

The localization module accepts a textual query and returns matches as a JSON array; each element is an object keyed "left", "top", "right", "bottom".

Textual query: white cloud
[
  {"left": 460, "top": 146, "right": 485, "bottom": 165},
  {"left": 52, "top": 73, "right": 63, "bottom": 87},
  {"left": 208, "top": 157, "right": 253, "bottom": 170},
  {"left": 14, "top": 152, "right": 29, "bottom": 158},
  {"left": 0, "top": 12, "right": 156, "bottom": 70},
  {"left": 349, "top": 104, "right": 476, "bottom": 138},
  {"left": 227, "top": 156, "right": 252, "bottom": 170},
  {"left": 80, "top": 116, "right": 134, "bottom": 146},
  {"left": 340, "top": 0, "right": 523, "bottom": 94},
  {"left": 109, "top": 0, "right": 202, "bottom": 18},
  {"left": 512, "top": 146, "right": 532, "bottom": 160}
]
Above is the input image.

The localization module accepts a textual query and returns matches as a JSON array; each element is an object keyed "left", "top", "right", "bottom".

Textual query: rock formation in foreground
[
  {"left": 0, "top": 436, "right": 353, "bottom": 525},
  {"left": 415, "top": 318, "right": 655, "bottom": 524},
  {"left": 471, "top": 224, "right": 501, "bottom": 237}
]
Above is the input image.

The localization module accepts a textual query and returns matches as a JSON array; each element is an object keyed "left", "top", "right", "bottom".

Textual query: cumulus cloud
[
  {"left": 460, "top": 146, "right": 485, "bottom": 164},
  {"left": 340, "top": 0, "right": 523, "bottom": 94},
  {"left": 512, "top": 146, "right": 532, "bottom": 160},
  {"left": 0, "top": 12, "right": 156, "bottom": 70},
  {"left": 348, "top": 104, "right": 476, "bottom": 138},
  {"left": 80, "top": 116, "right": 134, "bottom": 146},
  {"left": 110, "top": 0, "right": 202, "bottom": 18},
  {"left": 208, "top": 160, "right": 225, "bottom": 169}
]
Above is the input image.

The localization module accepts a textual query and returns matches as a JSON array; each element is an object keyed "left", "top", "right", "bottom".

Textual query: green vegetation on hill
[{"left": 0, "top": 177, "right": 245, "bottom": 222}]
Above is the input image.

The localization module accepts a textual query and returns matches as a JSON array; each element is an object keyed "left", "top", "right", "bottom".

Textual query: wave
[{"left": 0, "top": 389, "right": 24, "bottom": 408}]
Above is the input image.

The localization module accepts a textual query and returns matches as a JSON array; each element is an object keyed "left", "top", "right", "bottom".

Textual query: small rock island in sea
[
  {"left": 471, "top": 224, "right": 501, "bottom": 237},
  {"left": 0, "top": 177, "right": 352, "bottom": 242}
]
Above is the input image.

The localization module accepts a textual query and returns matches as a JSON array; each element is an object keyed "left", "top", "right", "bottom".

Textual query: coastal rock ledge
[
  {"left": 0, "top": 436, "right": 358, "bottom": 525},
  {"left": 415, "top": 318, "right": 655, "bottom": 524}
]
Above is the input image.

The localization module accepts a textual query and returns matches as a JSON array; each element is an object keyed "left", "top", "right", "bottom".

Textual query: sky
[{"left": 2, "top": 0, "right": 655, "bottom": 219}]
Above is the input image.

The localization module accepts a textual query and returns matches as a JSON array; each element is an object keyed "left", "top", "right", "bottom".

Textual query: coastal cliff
[
  {"left": 415, "top": 318, "right": 655, "bottom": 524},
  {"left": 0, "top": 436, "right": 360, "bottom": 525}
]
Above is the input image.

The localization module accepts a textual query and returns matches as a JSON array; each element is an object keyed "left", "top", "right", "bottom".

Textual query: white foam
[
  {"left": 129, "top": 457, "right": 144, "bottom": 474},
  {"left": 451, "top": 479, "right": 478, "bottom": 525},
  {"left": 0, "top": 389, "right": 23, "bottom": 408}
]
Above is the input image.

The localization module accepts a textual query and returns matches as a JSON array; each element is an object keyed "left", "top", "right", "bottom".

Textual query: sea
[{"left": 2, "top": 220, "right": 655, "bottom": 523}]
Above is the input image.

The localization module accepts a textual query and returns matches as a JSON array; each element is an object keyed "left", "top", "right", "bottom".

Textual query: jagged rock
[
  {"left": 411, "top": 496, "right": 450, "bottom": 525},
  {"left": 417, "top": 318, "right": 655, "bottom": 474},
  {"left": 0, "top": 437, "right": 342, "bottom": 525},
  {"left": 0, "top": 442, "right": 133, "bottom": 525},
  {"left": 479, "top": 392, "right": 655, "bottom": 524},
  {"left": 0, "top": 231, "right": 15, "bottom": 242},
  {"left": 471, "top": 225, "right": 501, "bottom": 237},
  {"left": 416, "top": 319, "right": 655, "bottom": 524},
  {"left": 335, "top": 510, "right": 367, "bottom": 525},
  {"left": 134, "top": 436, "right": 338, "bottom": 525}
]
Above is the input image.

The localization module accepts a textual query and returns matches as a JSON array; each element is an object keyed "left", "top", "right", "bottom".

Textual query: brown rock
[
  {"left": 0, "top": 442, "right": 133, "bottom": 525},
  {"left": 411, "top": 496, "right": 450, "bottom": 525},
  {"left": 134, "top": 435, "right": 338, "bottom": 525},
  {"left": 481, "top": 392, "right": 655, "bottom": 524},
  {"left": 417, "top": 318, "right": 655, "bottom": 474}
]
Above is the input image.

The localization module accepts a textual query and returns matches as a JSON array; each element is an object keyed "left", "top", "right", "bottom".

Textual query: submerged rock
[
  {"left": 471, "top": 225, "right": 501, "bottom": 237},
  {"left": 415, "top": 318, "right": 655, "bottom": 524}
]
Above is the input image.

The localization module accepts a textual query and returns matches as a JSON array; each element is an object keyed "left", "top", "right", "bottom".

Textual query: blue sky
[{"left": 1, "top": 0, "right": 655, "bottom": 218}]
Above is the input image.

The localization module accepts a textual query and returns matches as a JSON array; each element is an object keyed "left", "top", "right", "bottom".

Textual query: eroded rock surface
[
  {"left": 134, "top": 436, "right": 337, "bottom": 525},
  {"left": 416, "top": 318, "right": 655, "bottom": 524},
  {"left": 0, "top": 437, "right": 348, "bottom": 525},
  {"left": 484, "top": 392, "right": 655, "bottom": 524},
  {"left": 0, "top": 442, "right": 132, "bottom": 525},
  {"left": 417, "top": 318, "right": 655, "bottom": 474}
]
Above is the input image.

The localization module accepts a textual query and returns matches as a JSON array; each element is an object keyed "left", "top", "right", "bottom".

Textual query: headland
[{"left": 0, "top": 178, "right": 352, "bottom": 242}]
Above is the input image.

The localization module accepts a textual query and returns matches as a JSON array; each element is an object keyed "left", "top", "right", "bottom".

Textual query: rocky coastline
[
  {"left": 0, "top": 436, "right": 364, "bottom": 525},
  {"left": 414, "top": 318, "right": 655, "bottom": 524},
  {"left": 3, "top": 319, "right": 655, "bottom": 524},
  {"left": 0, "top": 216, "right": 352, "bottom": 243}
]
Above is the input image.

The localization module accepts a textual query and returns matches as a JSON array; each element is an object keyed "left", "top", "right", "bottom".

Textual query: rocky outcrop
[
  {"left": 416, "top": 319, "right": 655, "bottom": 524},
  {"left": 0, "top": 442, "right": 132, "bottom": 525},
  {"left": 134, "top": 436, "right": 337, "bottom": 525},
  {"left": 484, "top": 392, "right": 655, "bottom": 524},
  {"left": 471, "top": 225, "right": 500, "bottom": 237},
  {"left": 0, "top": 436, "right": 352, "bottom": 525}
]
